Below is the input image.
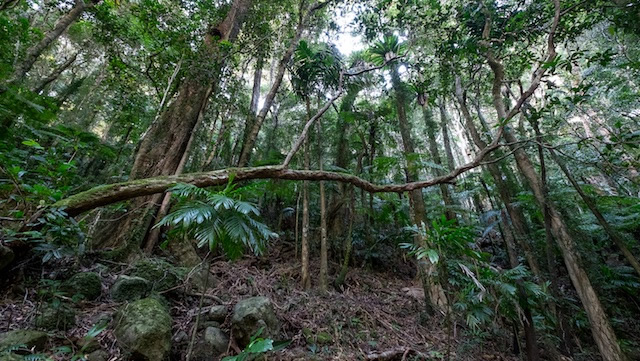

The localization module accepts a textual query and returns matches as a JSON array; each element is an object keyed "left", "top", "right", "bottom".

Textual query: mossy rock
[
  {"left": 0, "top": 330, "right": 48, "bottom": 353},
  {"left": 129, "top": 258, "right": 185, "bottom": 292},
  {"left": 35, "top": 305, "right": 76, "bottom": 331},
  {"left": 111, "top": 275, "right": 151, "bottom": 302},
  {"left": 114, "top": 297, "right": 172, "bottom": 361},
  {"left": 61, "top": 272, "right": 102, "bottom": 300},
  {"left": 231, "top": 297, "right": 279, "bottom": 347}
]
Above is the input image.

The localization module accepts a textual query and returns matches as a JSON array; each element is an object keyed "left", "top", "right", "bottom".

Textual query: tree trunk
[
  {"left": 390, "top": 64, "right": 445, "bottom": 313},
  {"left": 237, "top": 5, "right": 315, "bottom": 167},
  {"left": 318, "top": 121, "right": 328, "bottom": 293},
  {"left": 12, "top": 0, "right": 88, "bottom": 83},
  {"left": 300, "top": 98, "right": 312, "bottom": 290},
  {"left": 495, "top": 85, "right": 628, "bottom": 361},
  {"left": 422, "top": 104, "right": 456, "bottom": 221},
  {"left": 34, "top": 53, "right": 77, "bottom": 94},
  {"left": 438, "top": 101, "right": 456, "bottom": 171},
  {"left": 301, "top": 136, "right": 311, "bottom": 290},
  {"left": 454, "top": 77, "right": 542, "bottom": 280},
  {"left": 335, "top": 186, "right": 355, "bottom": 288},
  {"left": 500, "top": 210, "right": 540, "bottom": 361},
  {"left": 92, "top": 0, "right": 252, "bottom": 251},
  {"left": 233, "top": 57, "right": 263, "bottom": 163},
  {"left": 549, "top": 147, "right": 640, "bottom": 277}
]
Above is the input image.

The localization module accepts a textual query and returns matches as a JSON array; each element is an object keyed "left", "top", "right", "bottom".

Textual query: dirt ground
[{"left": 0, "top": 245, "right": 518, "bottom": 360}]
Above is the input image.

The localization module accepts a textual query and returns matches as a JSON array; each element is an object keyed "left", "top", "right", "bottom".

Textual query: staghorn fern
[{"left": 156, "top": 183, "right": 278, "bottom": 260}]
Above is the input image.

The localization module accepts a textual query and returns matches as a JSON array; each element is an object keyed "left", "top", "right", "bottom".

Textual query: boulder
[
  {"left": 191, "top": 327, "right": 229, "bottom": 361},
  {"left": 0, "top": 244, "right": 14, "bottom": 271},
  {"left": 62, "top": 272, "right": 102, "bottom": 300},
  {"left": 86, "top": 350, "right": 109, "bottom": 361},
  {"left": 35, "top": 305, "right": 76, "bottom": 331},
  {"left": 130, "top": 258, "right": 185, "bottom": 292},
  {"left": 0, "top": 330, "right": 48, "bottom": 353},
  {"left": 231, "top": 297, "right": 279, "bottom": 347},
  {"left": 208, "top": 305, "right": 227, "bottom": 323},
  {"left": 114, "top": 297, "right": 172, "bottom": 361},
  {"left": 111, "top": 276, "right": 151, "bottom": 302}
]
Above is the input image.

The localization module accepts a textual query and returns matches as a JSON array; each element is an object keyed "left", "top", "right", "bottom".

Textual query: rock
[
  {"left": 35, "top": 305, "right": 76, "bottom": 331},
  {"left": 208, "top": 305, "right": 227, "bottom": 323},
  {"left": 114, "top": 297, "right": 172, "bottom": 361},
  {"left": 197, "top": 321, "right": 220, "bottom": 331},
  {"left": 231, "top": 297, "right": 279, "bottom": 347},
  {"left": 203, "top": 327, "right": 228, "bottom": 353},
  {"left": 86, "top": 349, "right": 109, "bottom": 361},
  {"left": 0, "top": 330, "right": 49, "bottom": 352},
  {"left": 173, "top": 330, "right": 189, "bottom": 344},
  {"left": 62, "top": 272, "right": 102, "bottom": 300},
  {"left": 191, "top": 327, "right": 229, "bottom": 361},
  {"left": 0, "top": 244, "right": 14, "bottom": 271},
  {"left": 111, "top": 276, "right": 151, "bottom": 302},
  {"left": 130, "top": 258, "right": 185, "bottom": 292}
]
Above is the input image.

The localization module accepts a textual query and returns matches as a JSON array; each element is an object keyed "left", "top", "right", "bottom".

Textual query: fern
[{"left": 157, "top": 184, "right": 278, "bottom": 259}]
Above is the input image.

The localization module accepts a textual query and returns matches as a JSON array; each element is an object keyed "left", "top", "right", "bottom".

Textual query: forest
[{"left": 0, "top": 0, "right": 639, "bottom": 360}]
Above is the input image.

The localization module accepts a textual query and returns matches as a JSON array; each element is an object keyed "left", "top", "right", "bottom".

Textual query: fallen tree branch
[{"left": 53, "top": 134, "right": 504, "bottom": 217}]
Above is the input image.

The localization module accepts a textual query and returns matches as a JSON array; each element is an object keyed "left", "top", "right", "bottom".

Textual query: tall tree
[{"left": 94, "top": 0, "right": 252, "bottom": 251}]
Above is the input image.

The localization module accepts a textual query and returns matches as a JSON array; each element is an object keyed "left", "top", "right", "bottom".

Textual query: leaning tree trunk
[
  {"left": 92, "top": 0, "right": 252, "bottom": 252},
  {"left": 12, "top": 0, "right": 88, "bottom": 84},
  {"left": 487, "top": 60, "right": 628, "bottom": 359},
  {"left": 454, "top": 78, "right": 542, "bottom": 280},
  {"left": 0, "top": 0, "right": 89, "bottom": 137},
  {"left": 34, "top": 53, "right": 77, "bottom": 94},
  {"left": 237, "top": 1, "right": 329, "bottom": 166},
  {"left": 548, "top": 147, "right": 640, "bottom": 277}
]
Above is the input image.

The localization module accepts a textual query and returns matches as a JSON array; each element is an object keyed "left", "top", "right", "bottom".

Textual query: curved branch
[{"left": 54, "top": 138, "right": 504, "bottom": 217}]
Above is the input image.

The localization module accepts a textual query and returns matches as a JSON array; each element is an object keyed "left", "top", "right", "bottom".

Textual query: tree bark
[
  {"left": 301, "top": 136, "right": 311, "bottom": 290},
  {"left": 318, "top": 121, "right": 328, "bottom": 293},
  {"left": 549, "top": 147, "right": 640, "bottom": 277},
  {"left": 390, "top": 64, "right": 446, "bottom": 313},
  {"left": 500, "top": 210, "right": 540, "bottom": 361},
  {"left": 487, "top": 50, "right": 628, "bottom": 359},
  {"left": 422, "top": 103, "right": 456, "bottom": 221},
  {"left": 237, "top": 3, "right": 322, "bottom": 167},
  {"left": 12, "top": 0, "right": 88, "bottom": 83},
  {"left": 454, "top": 77, "right": 542, "bottom": 280},
  {"left": 92, "top": 0, "right": 252, "bottom": 251},
  {"left": 34, "top": 53, "right": 77, "bottom": 94}
]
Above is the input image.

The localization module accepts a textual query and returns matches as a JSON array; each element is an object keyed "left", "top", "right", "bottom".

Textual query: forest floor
[{"left": 0, "top": 244, "right": 519, "bottom": 361}]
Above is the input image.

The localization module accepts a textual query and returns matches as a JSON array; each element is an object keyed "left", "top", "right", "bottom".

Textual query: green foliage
[
  {"left": 156, "top": 183, "right": 277, "bottom": 259},
  {"left": 222, "top": 327, "right": 291, "bottom": 361}
]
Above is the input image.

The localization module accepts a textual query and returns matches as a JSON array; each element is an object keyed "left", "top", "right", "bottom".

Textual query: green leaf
[
  {"left": 22, "top": 139, "right": 44, "bottom": 149},
  {"left": 426, "top": 249, "right": 439, "bottom": 264},
  {"left": 247, "top": 339, "right": 274, "bottom": 353}
]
